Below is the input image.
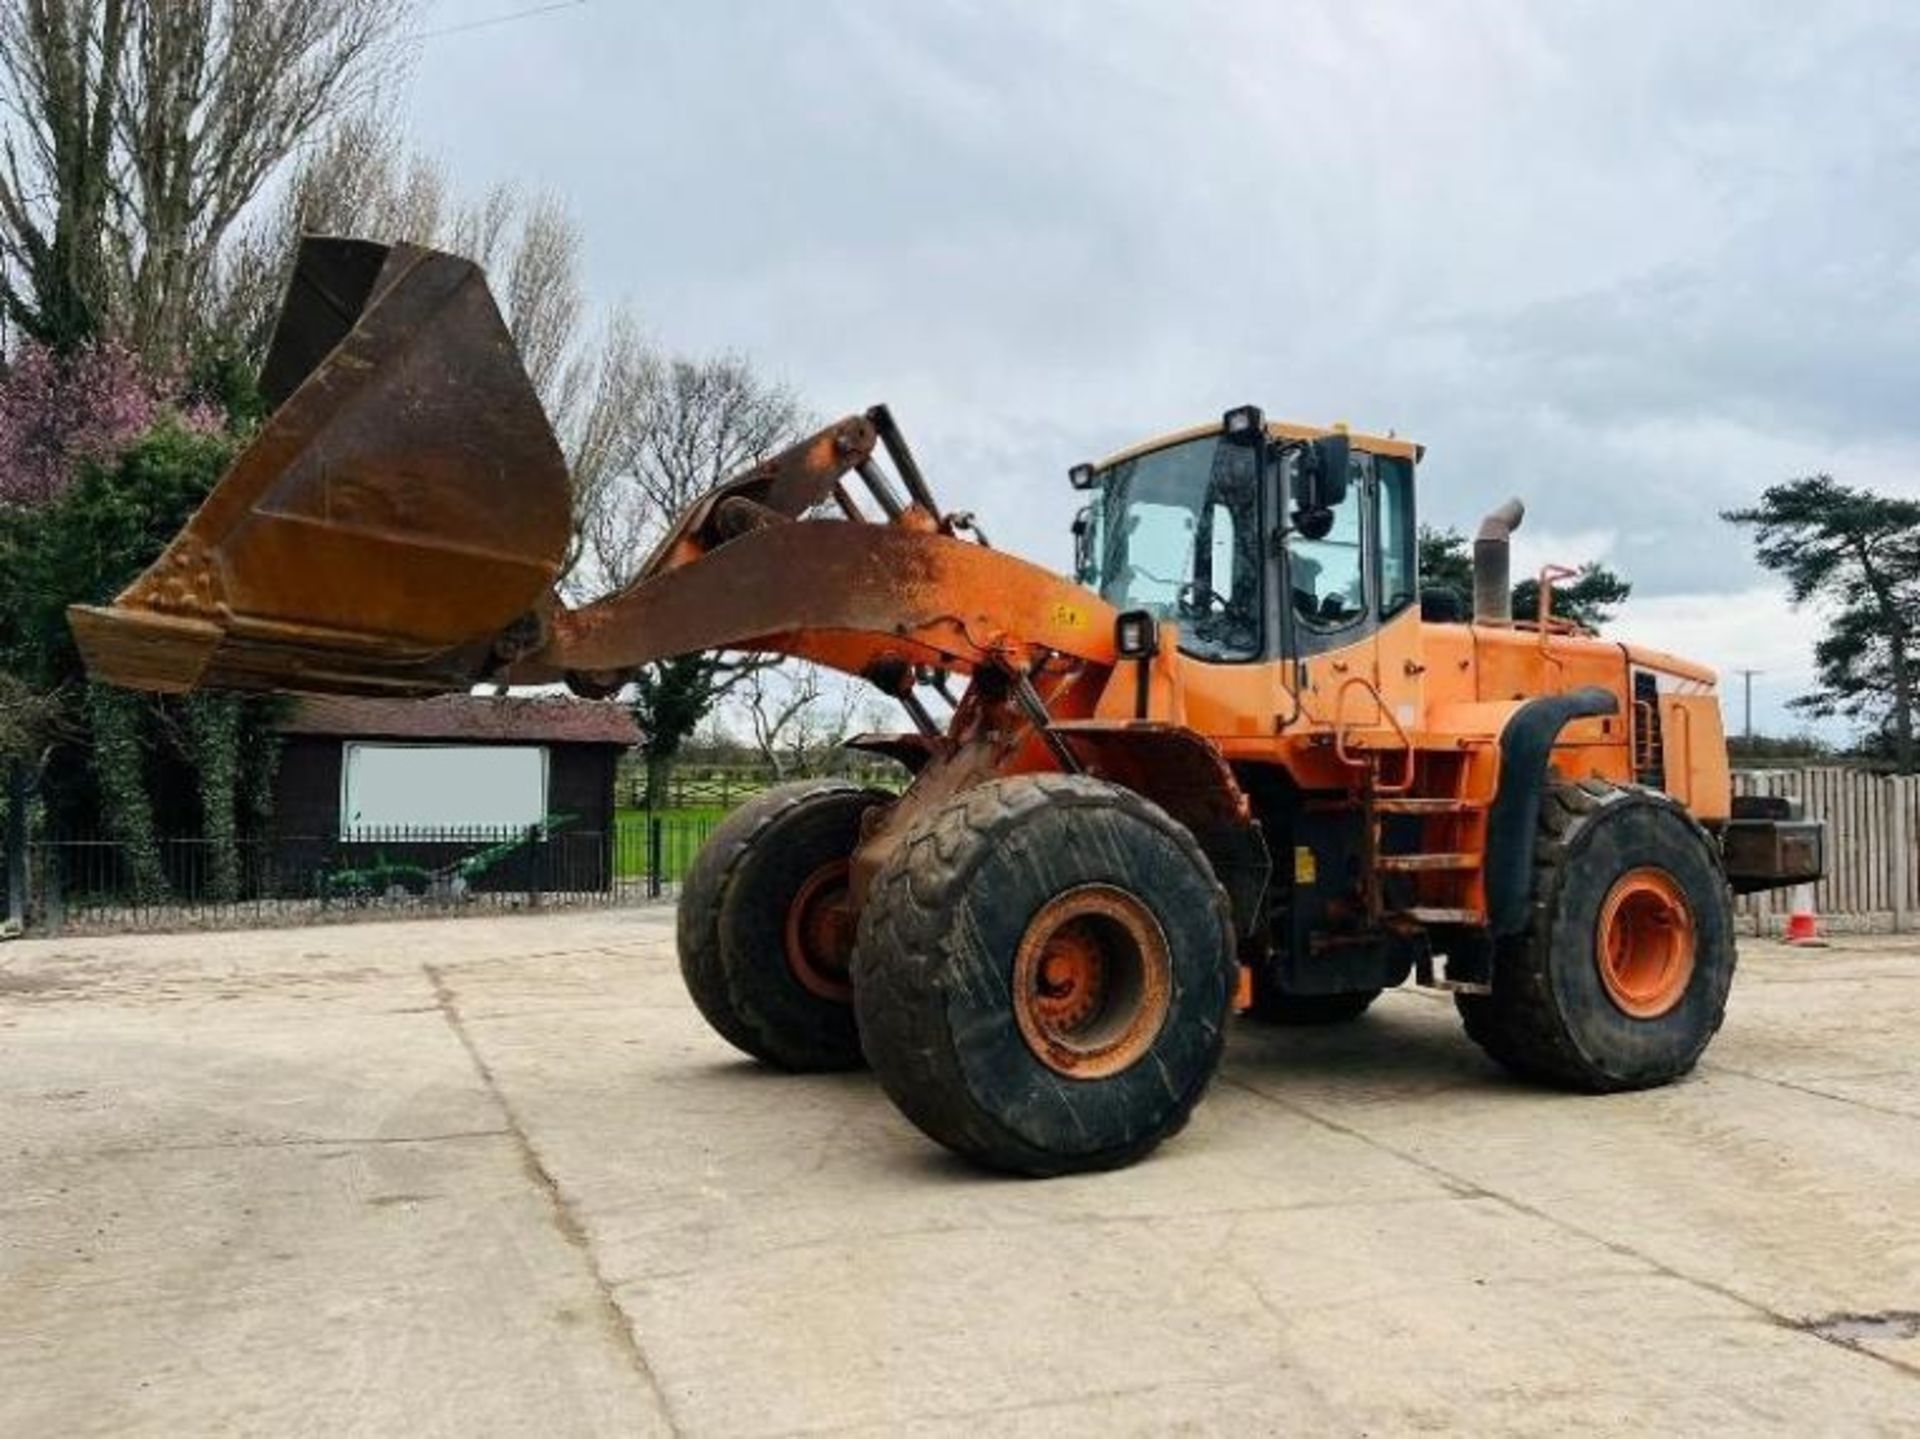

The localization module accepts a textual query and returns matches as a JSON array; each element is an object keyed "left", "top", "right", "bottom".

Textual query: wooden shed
[{"left": 271, "top": 695, "right": 641, "bottom": 895}]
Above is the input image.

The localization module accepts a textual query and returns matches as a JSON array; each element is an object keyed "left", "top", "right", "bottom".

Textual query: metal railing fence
[
  {"left": 17, "top": 813, "right": 724, "bottom": 935},
  {"left": 7, "top": 768, "right": 1912, "bottom": 936},
  {"left": 619, "top": 762, "right": 907, "bottom": 812}
]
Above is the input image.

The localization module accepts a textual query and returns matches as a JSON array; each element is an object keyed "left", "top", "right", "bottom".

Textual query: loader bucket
[{"left": 70, "top": 237, "right": 572, "bottom": 696}]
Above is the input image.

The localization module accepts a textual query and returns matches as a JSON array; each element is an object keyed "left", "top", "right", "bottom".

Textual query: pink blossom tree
[{"left": 0, "top": 340, "right": 221, "bottom": 509}]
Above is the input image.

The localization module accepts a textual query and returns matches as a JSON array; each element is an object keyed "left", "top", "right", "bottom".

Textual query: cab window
[
  {"left": 1375, "top": 455, "right": 1416, "bottom": 618},
  {"left": 1290, "top": 452, "right": 1368, "bottom": 630}
]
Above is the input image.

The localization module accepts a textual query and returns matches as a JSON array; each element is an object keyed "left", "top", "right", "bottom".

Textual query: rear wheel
[
  {"left": 677, "top": 780, "right": 890, "bottom": 1071},
  {"left": 853, "top": 775, "right": 1236, "bottom": 1176},
  {"left": 1457, "top": 780, "right": 1735, "bottom": 1090}
]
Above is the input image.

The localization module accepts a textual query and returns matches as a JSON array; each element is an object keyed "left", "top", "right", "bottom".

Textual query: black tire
[
  {"left": 1457, "top": 779, "right": 1736, "bottom": 1091},
  {"left": 677, "top": 780, "right": 890, "bottom": 1071},
  {"left": 852, "top": 774, "right": 1236, "bottom": 1176},
  {"left": 1248, "top": 988, "right": 1381, "bottom": 1025}
]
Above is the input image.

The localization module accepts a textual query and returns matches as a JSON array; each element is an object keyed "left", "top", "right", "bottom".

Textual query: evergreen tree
[
  {"left": 1416, "top": 525, "right": 1632, "bottom": 629},
  {"left": 1725, "top": 477, "right": 1920, "bottom": 772}
]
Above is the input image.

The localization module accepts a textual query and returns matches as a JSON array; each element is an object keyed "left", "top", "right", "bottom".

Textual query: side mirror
[
  {"left": 1288, "top": 432, "right": 1350, "bottom": 535},
  {"left": 1315, "top": 432, "right": 1351, "bottom": 506},
  {"left": 1293, "top": 507, "right": 1335, "bottom": 542},
  {"left": 1071, "top": 507, "right": 1094, "bottom": 583}
]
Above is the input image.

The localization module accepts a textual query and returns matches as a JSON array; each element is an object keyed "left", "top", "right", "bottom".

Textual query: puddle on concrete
[{"left": 1803, "top": 1310, "right": 1920, "bottom": 1345}]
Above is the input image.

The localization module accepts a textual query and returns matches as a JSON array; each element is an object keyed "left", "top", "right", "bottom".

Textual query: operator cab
[{"left": 1072, "top": 406, "right": 1419, "bottom": 663}]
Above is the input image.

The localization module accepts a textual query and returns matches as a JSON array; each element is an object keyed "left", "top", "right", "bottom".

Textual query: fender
[
  {"left": 1050, "top": 720, "right": 1272, "bottom": 939},
  {"left": 1485, "top": 686, "right": 1620, "bottom": 936}
]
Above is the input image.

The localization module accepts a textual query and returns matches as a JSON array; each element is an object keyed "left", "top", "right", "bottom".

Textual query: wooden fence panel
[{"left": 1731, "top": 768, "right": 1917, "bottom": 934}]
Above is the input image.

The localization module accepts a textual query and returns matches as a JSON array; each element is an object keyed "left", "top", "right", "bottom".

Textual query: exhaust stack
[{"left": 1473, "top": 498, "right": 1526, "bottom": 623}]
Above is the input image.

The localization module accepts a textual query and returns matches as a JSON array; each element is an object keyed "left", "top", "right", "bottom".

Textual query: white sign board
[{"left": 340, "top": 743, "right": 549, "bottom": 835}]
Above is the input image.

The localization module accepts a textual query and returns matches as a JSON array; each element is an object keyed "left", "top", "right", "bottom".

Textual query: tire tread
[
  {"left": 1457, "top": 780, "right": 1736, "bottom": 1091},
  {"left": 677, "top": 779, "right": 883, "bottom": 1069},
  {"left": 854, "top": 774, "right": 1235, "bottom": 1175}
]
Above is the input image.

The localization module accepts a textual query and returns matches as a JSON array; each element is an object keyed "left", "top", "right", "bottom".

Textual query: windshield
[{"left": 1086, "top": 435, "right": 1261, "bottom": 661}]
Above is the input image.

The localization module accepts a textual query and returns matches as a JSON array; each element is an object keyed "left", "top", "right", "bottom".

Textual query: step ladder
[{"left": 1354, "top": 744, "right": 1496, "bottom": 994}]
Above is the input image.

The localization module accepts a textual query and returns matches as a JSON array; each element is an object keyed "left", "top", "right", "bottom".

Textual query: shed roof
[{"left": 278, "top": 694, "right": 641, "bottom": 747}]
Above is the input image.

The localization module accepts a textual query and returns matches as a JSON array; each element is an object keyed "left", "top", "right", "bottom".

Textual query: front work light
[
  {"left": 1221, "top": 404, "right": 1264, "bottom": 440},
  {"left": 1068, "top": 462, "right": 1097, "bottom": 490},
  {"left": 1115, "top": 609, "right": 1160, "bottom": 659}
]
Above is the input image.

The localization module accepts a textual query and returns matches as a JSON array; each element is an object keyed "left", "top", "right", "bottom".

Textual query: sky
[{"left": 402, "top": 0, "right": 1920, "bottom": 739}]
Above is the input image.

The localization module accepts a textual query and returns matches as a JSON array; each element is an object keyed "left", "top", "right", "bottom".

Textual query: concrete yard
[{"left": 3, "top": 910, "right": 1918, "bottom": 1436}]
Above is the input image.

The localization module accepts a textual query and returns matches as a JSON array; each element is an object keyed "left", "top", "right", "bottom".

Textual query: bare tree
[
  {"left": 485, "top": 195, "right": 581, "bottom": 414},
  {"left": 208, "top": 108, "right": 444, "bottom": 357},
  {"left": 0, "top": 0, "right": 128, "bottom": 349},
  {"left": 576, "top": 351, "right": 808, "bottom": 808},
  {"left": 577, "top": 352, "right": 806, "bottom": 596},
  {"left": 563, "top": 307, "right": 652, "bottom": 556},
  {"left": 740, "top": 663, "right": 818, "bottom": 779},
  {"left": 738, "top": 664, "right": 859, "bottom": 780},
  {"left": 0, "top": 0, "right": 411, "bottom": 357}
]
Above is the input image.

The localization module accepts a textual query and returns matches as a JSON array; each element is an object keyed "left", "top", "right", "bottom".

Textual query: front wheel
[
  {"left": 1457, "top": 780, "right": 1736, "bottom": 1091},
  {"left": 853, "top": 775, "right": 1236, "bottom": 1176}
]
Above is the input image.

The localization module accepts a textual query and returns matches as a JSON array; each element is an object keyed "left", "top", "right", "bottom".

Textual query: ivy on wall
[
  {"left": 85, "top": 683, "right": 166, "bottom": 900},
  {"left": 182, "top": 693, "right": 243, "bottom": 902},
  {"left": 0, "top": 421, "right": 246, "bottom": 870}
]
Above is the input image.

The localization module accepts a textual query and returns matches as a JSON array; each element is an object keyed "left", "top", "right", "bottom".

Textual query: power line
[{"left": 414, "top": 0, "right": 588, "bottom": 43}]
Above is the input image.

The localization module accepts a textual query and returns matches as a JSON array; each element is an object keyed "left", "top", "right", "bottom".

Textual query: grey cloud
[{"left": 402, "top": 0, "right": 1920, "bottom": 602}]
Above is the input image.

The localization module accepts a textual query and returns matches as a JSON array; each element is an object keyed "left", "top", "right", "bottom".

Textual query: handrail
[
  {"left": 1534, "top": 563, "right": 1580, "bottom": 632},
  {"left": 1633, "top": 697, "right": 1660, "bottom": 774},
  {"left": 1333, "top": 675, "right": 1414, "bottom": 794},
  {"left": 1666, "top": 698, "right": 1693, "bottom": 806},
  {"left": 1534, "top": 563, "right": 1579, "bottom": 687}
]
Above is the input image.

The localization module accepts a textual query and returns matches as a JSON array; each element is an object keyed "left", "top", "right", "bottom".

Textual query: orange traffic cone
[{"left": 1784, "top": 884, "right": 1826, "bottom": 946}]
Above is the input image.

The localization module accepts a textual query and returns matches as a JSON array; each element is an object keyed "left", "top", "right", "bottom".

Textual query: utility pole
[{"left": 1734, "top": 669, "right": 1764, "bottom": 741}]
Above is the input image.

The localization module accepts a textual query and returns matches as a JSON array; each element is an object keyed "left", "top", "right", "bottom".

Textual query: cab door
[
  {"left": 1281, "top": 449, "right": 1422, "bottom": 735},
  {"left": 1369, "top": 453, "right": 1424, "bottom": 734}
]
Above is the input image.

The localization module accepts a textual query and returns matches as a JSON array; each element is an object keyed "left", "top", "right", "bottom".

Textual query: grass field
[
  {"left": 611, "top": 806, "right": 727, "bottom": 881},
  {"left": 608, "top": 768, "right": 904, "bottom": 883}
]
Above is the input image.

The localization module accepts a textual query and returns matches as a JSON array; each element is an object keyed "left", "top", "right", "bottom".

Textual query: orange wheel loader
[{"left": 70, "top": 240, "right": 1825, "bottom": 1175}]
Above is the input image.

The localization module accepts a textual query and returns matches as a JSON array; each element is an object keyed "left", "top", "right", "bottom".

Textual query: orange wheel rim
[
  {"left": 784, "top": 860, "right": 855, "bottom": 1003},
  {"left": 1012, "top": 885, "right": 1172, "bottom": 1080},
  {"left": 1596, "top": 867, "right": 1696, "bottom": 1019}
]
